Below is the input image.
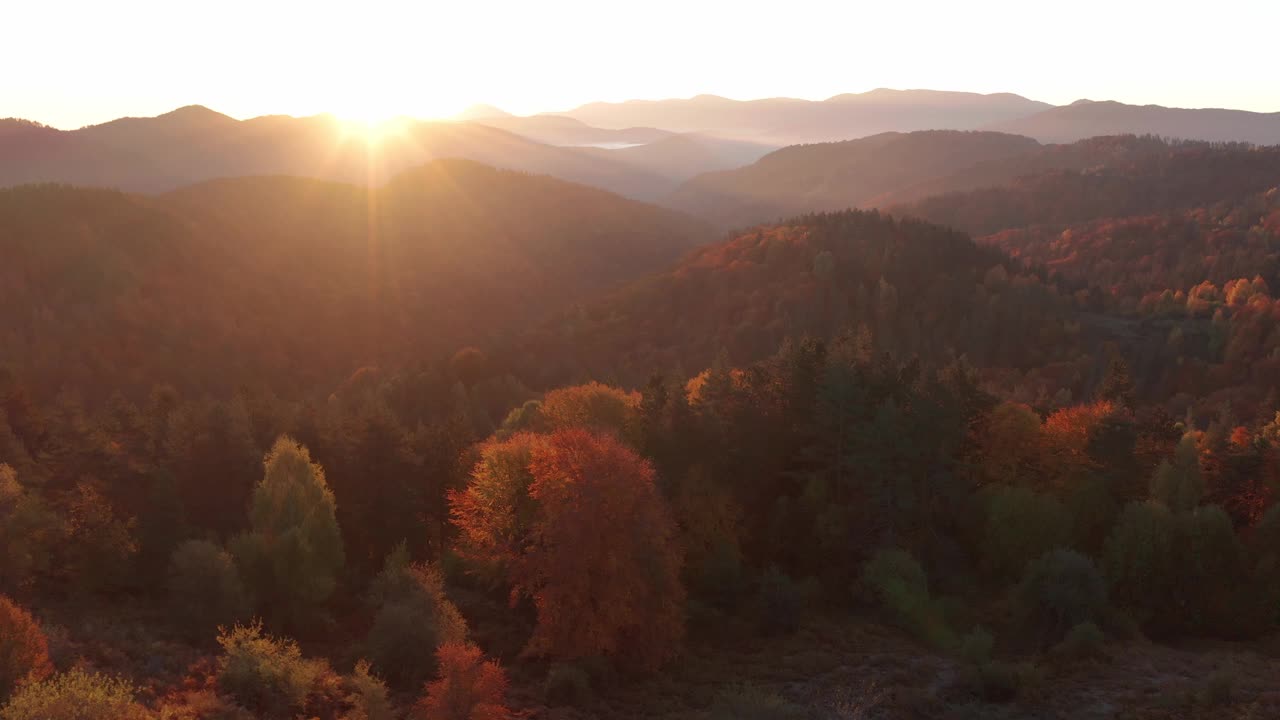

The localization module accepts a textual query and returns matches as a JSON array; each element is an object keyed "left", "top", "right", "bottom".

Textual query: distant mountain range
[
  {"left": 6, "top": 91, "right": 1279, "bottom": 211},
  {"left": 0, "top": 106, "right": 689, "bottom": 199},
  {"left": 552, "top": 89, "right": 1053, "bottom": 145},
  {"left": 666, "top": 132, "right": 1280, "bottom": 231}
]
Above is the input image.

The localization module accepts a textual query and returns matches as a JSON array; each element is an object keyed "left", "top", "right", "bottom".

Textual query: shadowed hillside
[{"left": 0, "top": 160, "right": 710, "bottom": 398}]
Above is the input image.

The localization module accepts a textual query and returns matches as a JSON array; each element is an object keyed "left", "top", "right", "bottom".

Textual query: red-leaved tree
[
  {"left": 0, "top": 595, "right": 53, "bottom": 701},
  {"left": 413, "top": 642, "right": 509, "bottom": 720},
  {"left": 451, "top": 429, "right": 684, "bottom": 670}
]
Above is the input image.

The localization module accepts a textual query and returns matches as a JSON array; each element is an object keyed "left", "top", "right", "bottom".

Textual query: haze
[{"left": 7, "top": 0, "right": 1279, "bottom": 129}]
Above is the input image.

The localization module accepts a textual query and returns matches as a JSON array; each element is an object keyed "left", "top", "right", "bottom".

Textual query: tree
[
  {"left": 215, "top": 622, "right": 323, "bottom": 717},
  {"left": 1151, "top": 435, "right": 1204, "bottom": 512},
  {"left": 452, "top": 429, "right": 684, "bottom": 670},
  {"left": 230, "top": 437, "right": 343, "bottom": 630},
  {"left": 0, "top": 466, "right": 58, "bottom": 595},
  {"left": 167, "top": 540, "right": 250, "bottom": 637},
  {"left": 60, "top": 481, "right": 138, "bottom": 596},
  {"left": 413, "top": 642, "right": 509, "bottom": 720},
  {"left": 1097, "top": 355, "right": 1135, "bottom": 409},
  {"left": 0, "top": 671, "right": 143, "bottom": 720},
  {"left": 364, "top": 546, "right": 467, "bottom": 689},
  {"left": 973, "top": 402, "right": 1043, "bottom": 486},
  {"left": 0, "top": 596, "right": 52, "bottom": 702}
]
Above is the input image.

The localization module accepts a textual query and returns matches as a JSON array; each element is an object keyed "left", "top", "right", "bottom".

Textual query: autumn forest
[{"left": 5, "top": 91, "right": 1280, "bottom": 720}]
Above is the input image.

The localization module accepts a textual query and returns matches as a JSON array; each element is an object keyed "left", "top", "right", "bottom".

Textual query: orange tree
[{"left": 451, "top": 429, "right": 684, "bottom": 670}]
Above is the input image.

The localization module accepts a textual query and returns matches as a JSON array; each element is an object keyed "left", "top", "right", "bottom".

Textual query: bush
[
  {"left": 365, "top": 550, "right": 467, "bottom": 690},
  {"left": 0, "top": 597, "right": 52, "bottom": 702},
  {"left": 1050, "top": 621, "right": 1106, "bottom": 662},
  {"left": 0, "top": 670, "right": 144, "bottom": 720},
  {"left": 981, "top": 486, "right": 1072, "bottom": 579},
  {"left": 1201, "top": 668, "right": 1234, "bottom": 706},
  {"left": 709, "top": 684, "right": 809, "bottom": 720},
  {"left": 167, "top": 540, "right": 250, "bottom": 638},
  {"left": 862, "top": 549, "right": 956, "bottom": 651},
  {"left": 960, "top": 661, "right": 1041, "bottom": 703},
  {"left": 1015, "top": 549, "right": 1107, "bottom": 643},
  {"left": 959, "top": 626, "right": 994, "bottom": 666},
  {"left": 215, "top": 622, "right": 323, "bottom": 717},
  {"left": 756, "top": 567, "right": 806, "bottom": 635},
  {"left": 413, "top": 642, "right": 509, "bottom": 720},
  {"left": 544, "top": 663, "right": 591, "bottom": 707}
]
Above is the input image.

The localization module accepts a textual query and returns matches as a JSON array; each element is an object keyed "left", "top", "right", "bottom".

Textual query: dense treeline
[{"left": 4, "top": 326, "right": 1280, "bottom": 716}]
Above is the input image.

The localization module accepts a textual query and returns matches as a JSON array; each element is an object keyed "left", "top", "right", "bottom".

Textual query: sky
[{"left": 6, "top": 0, "right": 1279, "bottom": 129}]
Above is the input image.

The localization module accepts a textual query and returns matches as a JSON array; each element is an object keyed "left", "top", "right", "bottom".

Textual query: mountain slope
[
  {"left": 894, "top": 136, "right": 1280, "bottom": 236},
  {"left": 558, "top": 89, "right": 1052, "bottom": 144},
  {"left": 513, "top": 209, "right": 1076, "bottom": 385},
  {"left": 0, "top": 160, "right": 711, "bottom": 398},
  {"left": 990, "top": 99, "right": 1280, "bottom": 144},
  {"left": 0, "top": 107, "right": 675, "bottom": 199},
  {"left": 666, "top": 130, "right": 1042, "bottom": 228}
]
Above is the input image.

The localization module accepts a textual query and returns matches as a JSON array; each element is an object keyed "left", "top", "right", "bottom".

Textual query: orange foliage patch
[
  {"left": 414, "top": 642, "right": 509, "bottom": 720},
  {"left": 0, "top": 595, "right": 53, "bottom": 699}
]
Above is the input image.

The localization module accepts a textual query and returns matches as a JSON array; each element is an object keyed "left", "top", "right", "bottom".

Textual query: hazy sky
[{"left": 7, "top": 0, "right": 1279, "bottom": 129}]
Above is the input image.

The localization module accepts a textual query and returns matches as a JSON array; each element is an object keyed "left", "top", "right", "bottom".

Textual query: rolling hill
[
  {"left": 512, "top": 209, "right": 1078, "bottom": 386},
  {"left": 990, "top": 99, "right": 1280, "bottom": 145},
  {"left": 0, "top": 160, "right": 711, "bottom": 399},
  {"left": 894, "top": 136, "right": 1280, "bottom": 236},
  {"left": 665, "top": 130, "right": 1043, "bottom": 228}
]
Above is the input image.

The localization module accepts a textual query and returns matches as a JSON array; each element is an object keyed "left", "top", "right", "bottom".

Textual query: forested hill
[
  {"left": 512, "top": 209, "right": 1078, "bottom": 387},
  {"left": 893, "top": 137, "right": 1280, "bottom": 236},
  {"left": 666, "top": 130, "right": 1042, "bottom": 229},
  {"left": 0, "top": 160, "right": 710, "bottom": 400}
]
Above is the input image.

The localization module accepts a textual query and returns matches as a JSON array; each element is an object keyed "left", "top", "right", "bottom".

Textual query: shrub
[
  {"left": 413, "top": 642, "right": 509, "bottom": 720},
  {"left": 861, "top": 549, "right": 956, "bottom": 651},
  {"left": 543, "top": 663, "right": 591, "bottom": 707},
  {"left": 1201, "top": 668, "right": 1234, "bottom": 706},
  {"left": 215, "top": 622, "right": 323, "bottom": 717},
  {"left": 756, "top": 567, "right": 805, "bottom": 635},
  {"left": 1016, "top": 549, "right": 1107, "bottom": 643},
  {"left": 1051, "top": 621, "right": 1105, "bottom": 662},
  {"left": 981, "top": 486, "right": 1072, "bottom": 579},
  {"left": 960, "top": 661, "right": 1042, "bottom": 703},
  {"left": 0, "top": 597, "right": 52, "bottom": 703},
  {"left": 862, "top": 548, "right": 928, "bottom": 600},
  {"left": 959, "top": 626, "right": 994, "bottom": 666},
  {"left": 709, "top": 684, "right": 809, "bottom": 720},
  {"left": 0, "top": 670, "right": 144, "bottom": 720},
  {"left": 365, "top": 550, "right": 467, "bottom": 690},
  {"left": 167, "top": 540, "right": 250, "bottom": 638}
]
